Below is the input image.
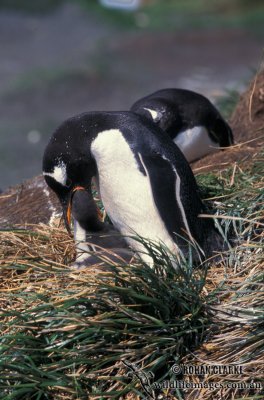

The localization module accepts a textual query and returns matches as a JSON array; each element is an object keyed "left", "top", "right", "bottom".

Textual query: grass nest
[{"left": 0, "top": 151, "right": 263, "bottom": 400}]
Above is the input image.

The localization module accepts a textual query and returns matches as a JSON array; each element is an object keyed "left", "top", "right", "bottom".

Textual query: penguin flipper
[
  {"left": 138, "top": 153, "right": 200, "bottom": 253},
  {"left": 140, "top": 152, "right": 225, "bottom": 261}
]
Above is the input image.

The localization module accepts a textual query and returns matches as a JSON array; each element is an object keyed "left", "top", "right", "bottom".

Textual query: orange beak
[
  {"left": 66, "top": 186, "right": 86, "bottom": 231},
  {"left": 97, "top": 206, "right": 104, "bottom": 222}
]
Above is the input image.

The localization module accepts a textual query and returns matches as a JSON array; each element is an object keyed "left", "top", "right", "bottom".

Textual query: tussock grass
[
  {"left": 0, "top": 228, "right": 208, "bottom": 399},
  {"left": 0, "top": 152, "right": 263, "bottom": 399}
]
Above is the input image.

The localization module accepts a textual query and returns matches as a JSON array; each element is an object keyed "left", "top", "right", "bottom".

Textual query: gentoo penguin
[
  {"left": 42, "top": 111, "right": 223, "bottom": 266},
  {"left": 131, "top": 88, "right": 234, "bottom": 162}
]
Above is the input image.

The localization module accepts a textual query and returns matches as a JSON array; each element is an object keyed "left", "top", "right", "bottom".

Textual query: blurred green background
[{"left": 0, "top": 0, "right": 263, "bottom": 189}]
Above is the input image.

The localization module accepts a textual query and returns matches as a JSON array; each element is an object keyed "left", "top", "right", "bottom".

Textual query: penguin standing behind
[
  {"left": 43, "top": 111, "right": 223, "bottom": 267},
  {"left": 131, "top": 88, "right": 234, "bottom": 162}
]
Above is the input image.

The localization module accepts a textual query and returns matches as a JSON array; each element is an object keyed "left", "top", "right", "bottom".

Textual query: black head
[
  {"left": 42, "top": 116, "right": 100, "bottom": 234},
  {"left": 131, "top": 97, "right": 180, "bottom": 137},
  {"left": 209, "top": 117, "right": 234, "bottom": 147}
]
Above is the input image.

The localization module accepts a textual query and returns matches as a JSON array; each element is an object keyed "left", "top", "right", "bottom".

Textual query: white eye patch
[
  {"left": 143, "top": 107, "right": 160, "bottom": 122},
  {"left": 43, "top": 161, "right": 67, "bottom": 186}
]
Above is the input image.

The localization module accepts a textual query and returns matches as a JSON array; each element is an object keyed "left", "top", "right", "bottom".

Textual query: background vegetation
[
  {"left": 0, "top": 0, "right": 264, "bottom": 37},
  {"left": 0, "top": 0, "right": 262, "bottom": 189}
]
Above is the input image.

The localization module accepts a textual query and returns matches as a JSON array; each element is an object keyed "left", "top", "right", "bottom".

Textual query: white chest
[
  {"left": 175, "top": 126, "right": 219, "bottom": 162},
  {"left": 91, "top": 129, "right": 177, "bottom": 262}
]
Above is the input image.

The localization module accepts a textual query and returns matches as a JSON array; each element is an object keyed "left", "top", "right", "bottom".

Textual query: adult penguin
[
  {"left": 43, "top": 111, "right": 224, "bottom": 266},
  {"left": 131, "top": 88, "right": 233, "bottom": 162}
]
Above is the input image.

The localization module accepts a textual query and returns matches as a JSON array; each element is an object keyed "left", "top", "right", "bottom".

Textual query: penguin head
[
  {"left": 208, "top": 116, "right": 234, "bottom": 147},
  {"left": 42, "top": 118, "right": 102, "bottom": 234},
  {"left": 131, "top": 98, "right": 176, "bottom": 134}
]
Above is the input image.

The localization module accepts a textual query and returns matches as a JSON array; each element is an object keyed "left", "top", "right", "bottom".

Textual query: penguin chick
[
  {"left": 71, "top": 189, "right": 133, "bottom": 268},
  {"left": 131, "top": 88, "right": 234, "bottom": 162},
  {"left": 43, "top": 111, "right": 225, "bottom": 267}
]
